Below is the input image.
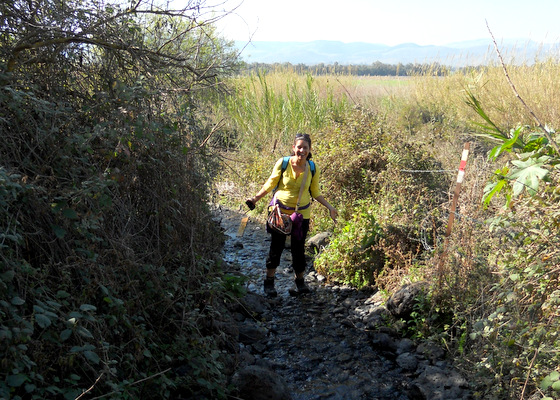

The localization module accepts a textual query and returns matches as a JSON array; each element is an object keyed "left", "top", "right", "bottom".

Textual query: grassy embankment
[{"left": 213, "top": 61, "right": 560, "bottom": 400}]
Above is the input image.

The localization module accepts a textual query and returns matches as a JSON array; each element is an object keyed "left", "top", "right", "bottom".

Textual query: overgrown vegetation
[
  {"left": 3, "top": 0, "right": 560, "bottom": 398},
  {"left": 215, "top": 59, "right": 560, "bottom": 399},
  {"left": 1, "top": 0, "right": 242, "bottom": 398}
]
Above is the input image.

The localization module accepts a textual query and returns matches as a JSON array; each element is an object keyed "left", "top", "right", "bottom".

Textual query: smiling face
[{"left": 293, "top": 139, "right": 310, "bottom": 162}]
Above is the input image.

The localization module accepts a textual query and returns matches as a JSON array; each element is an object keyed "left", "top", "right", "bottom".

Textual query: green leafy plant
[
  {"left": 221, "top": 273, "right": 248, "bottom": 298},
  {"left": 465, "top": 91, "right": 558, "bottom": 207},
  {"left": 541, "top": 371, "right": 560, "bottom": 395},
  {"left": 460, "top": 74, "right": 560, "bottom": 397},
  {"left": 314, "top": 205, "right": 386, "bottom": 288}
]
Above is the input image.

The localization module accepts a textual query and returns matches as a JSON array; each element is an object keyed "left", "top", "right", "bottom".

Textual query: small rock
[
  {"left": 332, "top": 306, "right": 347, "bottom": 315},
  {"left": 239, "top": 292, "right": 270, "bottom": 316},
  {"left": 386, "top": 282, "right": 428, "bottom": 318},
  {"left": 232, "top": 365, "right": 292, "bottom": 400},
  {"left": 238, "top": 349, "right": 256, "bottom": 367},
  {"left": 362, "top": 306, "right": 390, "bottom": 329},
  {"left": 396, "top": 352, "right": 419, "bottom": 372},
  {"left": 238, "top": 320, "right": 268, "bottom": 345},
  {"left": 306, "top": 232, "right": 332, "bottom": 253},
  {"left": 342, "top": 298, "right": 355, "bottom": 308},
  {"left": 370, "top": 331, "right": 399, "bottom": 354},
  {"left": 364, "top": 291, "right": 384, "bottom": 305},
  {"left": 335, "top": 352, "right": 353, "bottom": 362},
  {"left": 416, "top": 341, "right": 445, "bottom": 363},
  {"left": 413, "top": 365, "right": 469, "bottom": 400},
  {"left": 397, "top": 338, "right": 416, "bottom": 355}
]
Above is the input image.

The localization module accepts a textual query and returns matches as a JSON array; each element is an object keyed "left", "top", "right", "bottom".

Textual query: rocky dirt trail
[{"left": 214, "top": 206, "right": 472, "bottom": 400}]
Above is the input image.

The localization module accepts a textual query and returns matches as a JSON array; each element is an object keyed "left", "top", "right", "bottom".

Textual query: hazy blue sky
[{"left": 213, "top": 0, "right": 560, "bottom": 46}]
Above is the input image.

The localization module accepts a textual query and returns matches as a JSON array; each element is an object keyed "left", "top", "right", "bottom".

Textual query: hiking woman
[{"left": 246, "top": 133, "right": 338, "bottom": 297}]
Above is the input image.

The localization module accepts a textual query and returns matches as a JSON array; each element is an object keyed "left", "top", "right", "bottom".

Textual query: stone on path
[
  {"left": 232, "top": 365, "right": 292, "bottom": 400},
  {"left": 386, "top": 281, "right": 429, "bottom": 318}
]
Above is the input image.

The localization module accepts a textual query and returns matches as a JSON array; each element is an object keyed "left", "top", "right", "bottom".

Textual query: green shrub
[
  {"left": 0, "top": 1, "right": 240, "bottom": 397},
  {"left": 314, "top": 203, "right": 385, "bottom": 287}
]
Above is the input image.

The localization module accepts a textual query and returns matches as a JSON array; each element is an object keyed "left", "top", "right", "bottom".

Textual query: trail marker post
[
  {"left": 237, "top": 216, "right": 249, "bottom": 237},
  {"left": 237, "top": 200, "right": 255, "bottom": 237},
  {"left": 437, "top": 142, "right": 470, "bottom": 284}
]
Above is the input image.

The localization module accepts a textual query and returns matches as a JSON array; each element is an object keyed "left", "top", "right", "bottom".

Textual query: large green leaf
[
  {"left": 508, "top": 156, "right": 550, "bottom": 196},
  {"left": 488, "top": 126, "right": 524, "bottom": 160},
  {"left": 541, "top": 371, "right": 560, "bottom": 390},
  {"left": 83, "top": 350, "right": 101, "bottom": 364},
  {"left": 482, "top": 168, "right": 510, "bottom": 207},
  {"left": 7, "top": 374, "right": 27, "bottom": 388},
  {"left": 35, "top": 314, "right": 52, "bottom": 329}
]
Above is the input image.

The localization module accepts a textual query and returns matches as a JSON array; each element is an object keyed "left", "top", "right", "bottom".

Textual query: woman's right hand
[
  {"left": 245, "top": 198, "right": 256, "bottom": 210},
  {"left": 246, "top": 189, "right": 267, "bottom": 209}
]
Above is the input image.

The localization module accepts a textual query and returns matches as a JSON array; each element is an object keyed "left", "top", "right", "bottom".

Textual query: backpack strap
[
  {"left": 272, "top": 156, "right": 291, "bottom": 193},
  {"left": 308, "top": 160, "right": 315, "bottom": 198},
  {"left": 281, "top": 156, "right": 290, "bottom": 174}
]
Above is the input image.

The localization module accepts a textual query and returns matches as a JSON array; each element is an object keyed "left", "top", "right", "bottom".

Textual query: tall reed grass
[
  {"left": 214, "top": 70, "right": 355, "bottom": 196},
  {"left": 398, "top": 60, "right": 560, "bottom": 399},
  {"left": 214, "top": 58, "right": 560, "bottom": 399},
  {"left": 412, "top": 58, "right": 560, "bottom": 132},
  {"left": 222, "top": 70, "right": 352, "bottom": 152}
]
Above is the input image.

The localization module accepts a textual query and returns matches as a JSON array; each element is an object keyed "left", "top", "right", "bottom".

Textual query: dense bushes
[
  {"left": 1, "top": 0, "right": 241, "bottom": 398},
  {"left": 309, "top": 107, "right": 451, "bottom": 288}
]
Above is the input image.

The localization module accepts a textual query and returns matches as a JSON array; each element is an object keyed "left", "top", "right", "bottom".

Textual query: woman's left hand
[
  {"left": 329, "top": 207, "right": 338, "bottom": 223},
  {"left": 315, "top": 195, "right": 338, "bottom": 223}
]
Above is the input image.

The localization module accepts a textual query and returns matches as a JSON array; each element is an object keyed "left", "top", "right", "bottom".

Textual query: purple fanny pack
[
  {"left": 268, "top": 197, "right": 307, "bottom": 239},
  {"left": 290, "top": 211, "right": 304, "bottom": 240}
]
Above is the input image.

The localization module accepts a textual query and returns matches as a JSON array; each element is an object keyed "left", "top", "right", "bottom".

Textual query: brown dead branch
[{"left": 486, "top": 21, "right": 560, "bottom": 155}]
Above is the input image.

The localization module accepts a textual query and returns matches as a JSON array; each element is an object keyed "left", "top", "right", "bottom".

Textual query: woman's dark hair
[
  {"left": 295, "top": 133, "right": 311, "bottom": 145},
  {"left": 293, "top": 133, "right": 312, "bottom": 160}
]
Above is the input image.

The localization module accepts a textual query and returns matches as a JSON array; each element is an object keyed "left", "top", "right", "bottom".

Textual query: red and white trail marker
[{"left": 437, "top": 142, "right": 470, "bottom": 281}]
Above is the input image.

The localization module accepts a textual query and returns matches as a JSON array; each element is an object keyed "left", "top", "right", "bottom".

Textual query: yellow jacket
[{"left": 263, "top": 158, "right": 321, "bottom": 219}]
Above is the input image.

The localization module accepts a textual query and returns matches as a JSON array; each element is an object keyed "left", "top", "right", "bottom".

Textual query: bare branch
[
  {"left": 6, "top": 34, "right": 216, "bottom": 82},
  {"left": 88, "top": 369, "right": 172, "bottom": 400},
  {"left": 75, "top": 373, "right": 104, "bottom": 400},
  {"left": 486, "top": 20, "right": 560, "bottom": 154}
]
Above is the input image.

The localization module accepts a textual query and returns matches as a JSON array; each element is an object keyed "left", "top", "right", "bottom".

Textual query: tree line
[{"left": 241, "top": 61, "right": 452, "bottom": 76}]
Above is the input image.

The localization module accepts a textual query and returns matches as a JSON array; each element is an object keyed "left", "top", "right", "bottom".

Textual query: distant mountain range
[{"left": 234, "top": 39, "right": 560, "bottom": 67}]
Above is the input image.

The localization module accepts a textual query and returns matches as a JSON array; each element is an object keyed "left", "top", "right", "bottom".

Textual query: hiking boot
[
  {"left": 264, "top": 277, "right": 278, "bottom": 298},
  {"left": 289, "top": 278, "right": 311, "bottom": 296}
]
